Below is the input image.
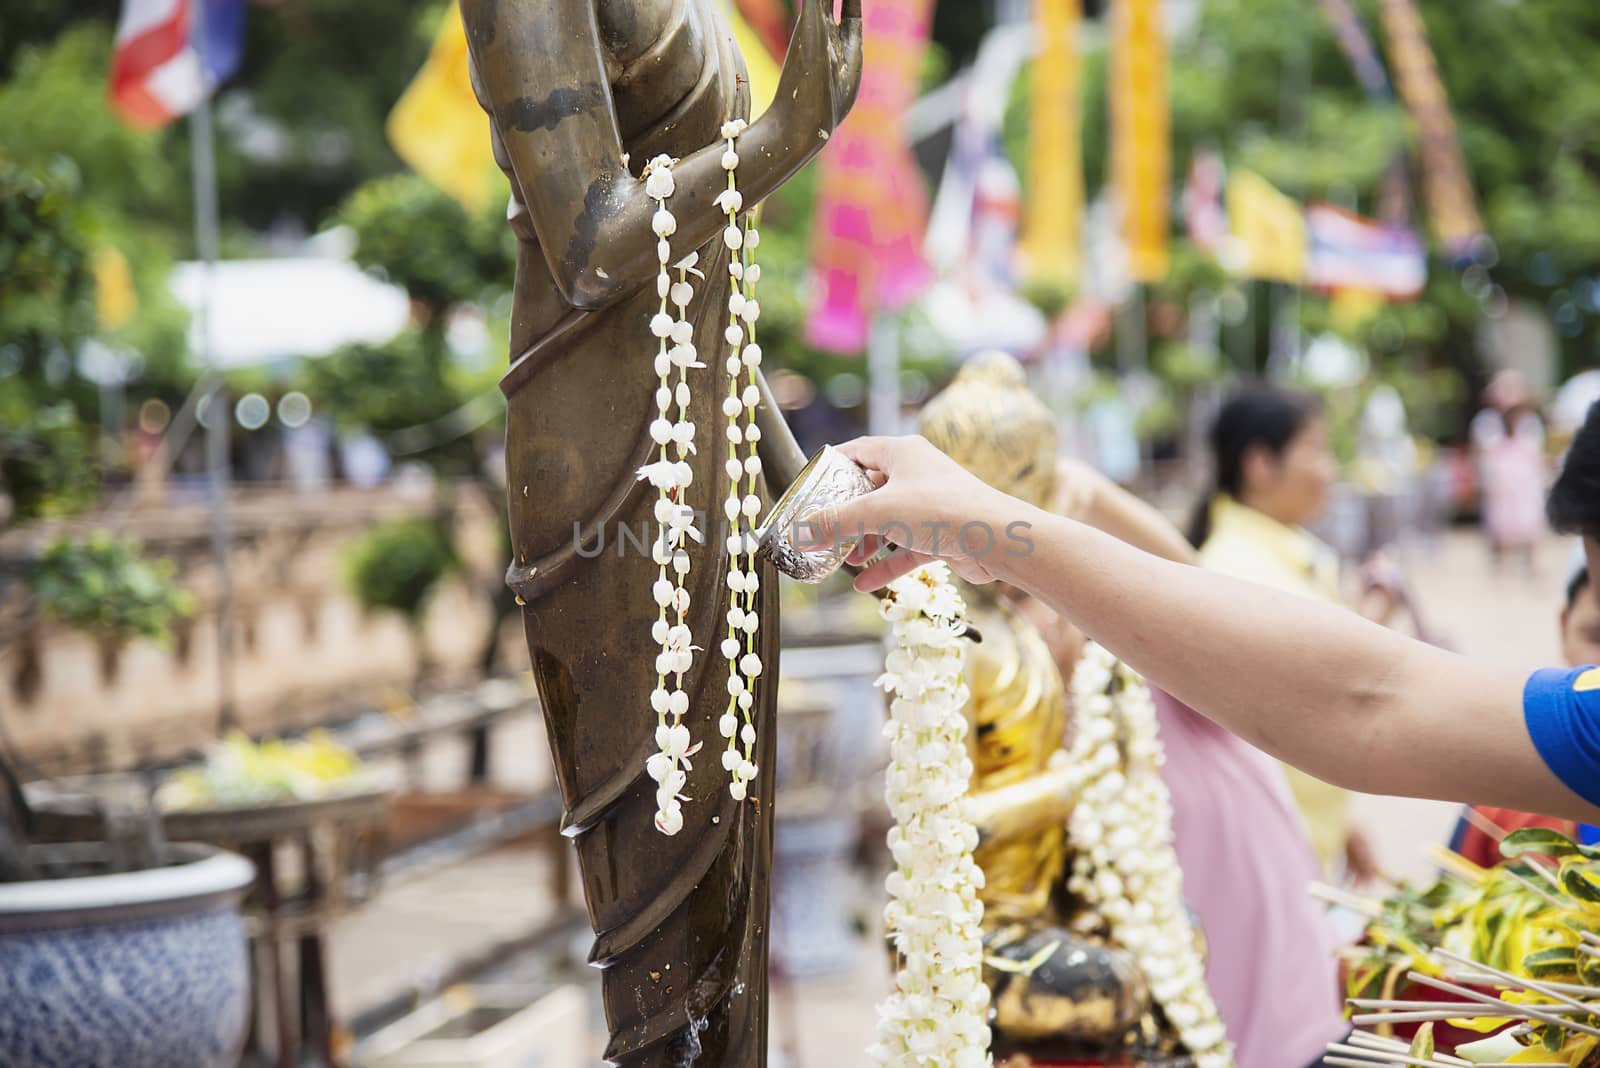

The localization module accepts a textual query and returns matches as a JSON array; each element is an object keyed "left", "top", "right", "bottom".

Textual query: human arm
[
  {"left": 812, "top": 436, "right": 1600, "bottom": 822},
  {"left": 458, "top": 0, "right": 861, "bottom": 310}
]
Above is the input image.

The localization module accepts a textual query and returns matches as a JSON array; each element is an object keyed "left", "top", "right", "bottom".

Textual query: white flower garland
[
  {"left": 1066, "top": 642, "right": 1233, "bottom": 1068},
  {"left": 871, "top": 563, "right": 992, "bottom": 1068},
  {"left": 714, "top": 118, "right": 767, "bottom": 802},
  {"left": 639, "top": 122, "right": 769, "bottom": 834},
  {"left": 640, "top": 153, "right": 706, "bottom": 837}
]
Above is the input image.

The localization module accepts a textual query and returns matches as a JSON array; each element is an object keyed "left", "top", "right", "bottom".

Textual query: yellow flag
[
  {"left": 387, "top": 10, "right": 500, "bottom": 215},
  {"left": 1110, "top": 0, "right": 1170, "bottom": 283},
  {"left": 1019, "top": 0, "right": 1082, "bottom": 288},
  {"left": 93, "top": 246, "right": 137, "bottom": 330},
  {"left": 1330, "top": 286, "right": 1385, "bottom": 333},
  {"left": 1227, "top": 170, "right": 1306, "bottom": 283},
  {"left": 718, "top": 0, "right": 780, "bottom": 120}
]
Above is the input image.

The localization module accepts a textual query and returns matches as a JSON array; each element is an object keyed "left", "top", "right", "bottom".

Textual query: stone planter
[{"left": 0, "top": 843, "right": 255, "bottom": 1068}]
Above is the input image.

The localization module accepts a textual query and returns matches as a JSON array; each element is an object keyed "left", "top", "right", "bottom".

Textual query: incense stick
[
  {"left": 1310, "top": 880, "right": 1385, "bottom": 917},
  {"left": 1523, "top": 856, "right": 1565, "bottom": 894},
  {"left": 1326, "top": 1042, "right": 1461, "bottom": 1068},
  {"left": 1440, "top": 972, "right": 1600, "bottom": 1000},
  {"left": 1406, "top": 971, "right": 1600, "bottom": 1040},
  {"left": 1498, "top": 865, "right": 1570, "bottom": 911},
  {"left": 1348, "top": 1030, "right": 1471, "bottom": 1066},
  {"left": 1460, "top": 807, "right": 1509, "bottom": 842},
  {"left": 1426, "top": 844, "right": 1488, "bottom": 884},
  {"left": 1432, "top": 948, "right": 1599, "bottom": 1015}
]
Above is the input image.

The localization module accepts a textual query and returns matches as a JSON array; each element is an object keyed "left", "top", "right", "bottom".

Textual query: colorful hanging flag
[
  {"left": 805, "top": 0, "right": 934, "bottom": 354},
  {"left": 93, "top": 247, "right": 138, "bottom": 330},
  {"left": 1019, "top": 0, "right": 1084, "bottom": 288},
  {"left": 387, "top": 9, "right": 501, "bottom": 215},
  {"left": 1379, "top": 0, "right": 1482, "bottom": 258},
  {"left": 717, "top": 0, "right": 780, "bottom": 120},
  {"left": 1305, "top": 203, "right": 1426, "bottom": 298},
  {"left": 110, "top": 0, "right": 246, "bottom": 129},
  {"left": 1225, "top": 170, "right": 1306, "bottom": 283},
  {"left": 1183, "top": 149, "right": 1226, "bottom": 256},
  {"left": 1319, "top": 0, "right": 1393, "bottom": 99},
  {"left": 1319, "top": 0, "right": 1414, "bottom": 226},
  {"left": 1109, "top": 0, "right": 1171, "bottom": 284}
]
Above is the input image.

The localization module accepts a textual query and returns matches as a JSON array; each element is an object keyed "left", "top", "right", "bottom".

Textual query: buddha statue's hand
[{"left": 770, "top": 0, "right": 864, "bottom": 138}]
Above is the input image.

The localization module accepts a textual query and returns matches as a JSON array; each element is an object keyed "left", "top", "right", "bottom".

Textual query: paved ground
[
  {"left": 1352, "top": 528, "right": 1573, "bottom": 885},
  {"left": 327, "top": 528, "right": 1581, "bottom": 1067}
]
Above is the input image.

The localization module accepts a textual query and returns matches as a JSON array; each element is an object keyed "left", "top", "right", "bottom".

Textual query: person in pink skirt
[
  {"left": 1041, "top": 460, "right": 1348, "bottom": 1068},
  {"left": 1472, "top": 370, "right": 1549, "bottom": 575}
]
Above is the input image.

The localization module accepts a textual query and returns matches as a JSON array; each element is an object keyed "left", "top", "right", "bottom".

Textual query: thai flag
[
  {"left": 1305, "top": 203, "right": 1427, "bottom": 299},
  {"left": 110, "top": 0, "right": 246, "bottom": 129}
]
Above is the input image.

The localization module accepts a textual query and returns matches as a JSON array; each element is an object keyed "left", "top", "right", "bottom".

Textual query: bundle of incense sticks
[
  {"left": 1321, "top": 1028, "right": 1566, "bottom": 1068},
  {"left": 1335, "top": 943, "right": 1600, "bottom": 1066}
]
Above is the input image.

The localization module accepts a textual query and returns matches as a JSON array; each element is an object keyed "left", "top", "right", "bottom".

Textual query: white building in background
[{"left": 168, "top": 253, "right": 411, "bottom": 371}]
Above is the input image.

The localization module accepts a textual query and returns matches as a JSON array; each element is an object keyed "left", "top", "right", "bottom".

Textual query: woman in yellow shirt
[{"left": 1188, "top": 384, "right": 1381, "bottom": 883}]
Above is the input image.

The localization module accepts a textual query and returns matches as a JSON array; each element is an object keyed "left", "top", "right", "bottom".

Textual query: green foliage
[
  {"left": 0, "top": 157, "right": 97, "bottom": 379},
  {"left": 0, "top": 405, "right": 99, "bottom": 522},
  {"left": 0, "top": 0, "right": 120, "bottom": 78},
  {"left": 0, "top": 158, "right": 102, "bottom": 522},
  {"left": 1154, "top": 340, "right": 1223, "bottom": 392},
  {"left": 1020, "top": 277, "right": 1073, "bottom": 322},
  {"left": 301, "top": 326, "right": 495, "bottom": 473},
  {"left": 0, "top": 28, "right": 193, "bottom": 520},
  {"left": 0, "top": 25, "right": 186, "bottom": 226},
  {"left": 217, "top": 0, "right": 444, "bottom": 231},
  {"left": 28, "top": 532, "right": 194, "bottom": 641},
  {"left": 344, "top": 517, "right": 458, "bottom": 621},
  {"left": 337, "top": 174, "right": 513, "bottom": 313}
]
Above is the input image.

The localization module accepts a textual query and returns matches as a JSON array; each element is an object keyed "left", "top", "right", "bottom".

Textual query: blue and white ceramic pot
[{"left": 0, "top": 843, "right": 254, "bottom": 1068}]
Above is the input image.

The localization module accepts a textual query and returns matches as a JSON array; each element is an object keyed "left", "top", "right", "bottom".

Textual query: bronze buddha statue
[
  {"left": 459, "top": 2, "right": 861, "bottom": 1065},
  {"left": 918, "top": 354, "right": 1161, "bottom": 1063}
]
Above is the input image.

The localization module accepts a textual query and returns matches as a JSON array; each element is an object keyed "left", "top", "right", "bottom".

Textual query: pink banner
[{"left": 805, "top": 0, "right": 934, "bottom": 354}]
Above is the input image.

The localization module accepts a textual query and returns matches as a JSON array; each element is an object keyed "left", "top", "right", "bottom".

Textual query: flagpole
[
  {"left": 867, "top": 313, "right": 901, "bottom": 436},
  {"left": 1269, "top": 19, "right": 1312, "bottom": 380},
  {"left": 189, "top": 0, "right": 236, "bottom": 730}
]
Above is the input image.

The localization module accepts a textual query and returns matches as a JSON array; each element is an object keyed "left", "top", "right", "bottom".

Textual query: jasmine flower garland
[
  {"left": 1066, "top": 641, "right": 1234, "bottom": 1068},
  {"left": 639, "top": 122, "right": 771, "bottom": 834},
  {"left": 639, "top": 153, "right": 704, "bottom": 837},
  {"left": 871, "top": 563, "right": 992, "bottom": 1068},
  {"left": 713, "top": 118, "right": 767, "bottom": 802}
]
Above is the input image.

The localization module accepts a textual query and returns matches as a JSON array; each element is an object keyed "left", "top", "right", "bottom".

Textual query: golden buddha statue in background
[{"left": 918, "top": 353, "right": 1157, "bottom": 1064}]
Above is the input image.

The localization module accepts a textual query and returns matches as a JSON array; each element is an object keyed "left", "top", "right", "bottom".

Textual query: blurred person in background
[
  {"left": 1188, "top": 384, "right": 1386, "bottom": 885},
  {"left": 1472, "top": 369, "right": 1547, "bottom": 576},
  {"left": 1030, "top": 454, "right": 1349, "bottom": 1068},
  {"left": 1450, "top": 548, "right": 1600, "bottom": 865}
]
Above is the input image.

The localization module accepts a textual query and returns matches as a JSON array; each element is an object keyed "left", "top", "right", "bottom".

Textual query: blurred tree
[
  {"left": 217, "top": 0, "right": 444, "bottom": 231},
  {"left": 1004, "top": 0, "right": 1600, "bottom": 383},
  {"left": 0, "top": 159, "right": 102, "bottom": 520},
  {"left": 336, "top": 173, "right": 513, "bottom": 318}
]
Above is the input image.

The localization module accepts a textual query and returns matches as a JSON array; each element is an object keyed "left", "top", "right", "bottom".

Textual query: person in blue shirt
[
  {"left": 1449, "top": 558, "right": 1600, "bottom": 862},
  {"left": 804, "top": 400, "right": 1600, "bottom": 823}
]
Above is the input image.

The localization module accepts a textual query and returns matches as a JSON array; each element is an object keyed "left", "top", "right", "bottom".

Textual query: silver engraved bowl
[{"left": 755, "top": 445, "right": 876, "bottom": 584}]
